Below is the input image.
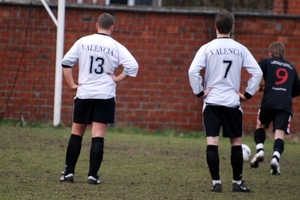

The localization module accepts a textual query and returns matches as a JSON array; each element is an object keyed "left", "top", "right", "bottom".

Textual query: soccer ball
[{"left": 242, "top": 144, "right": 251, "bottom": 162}]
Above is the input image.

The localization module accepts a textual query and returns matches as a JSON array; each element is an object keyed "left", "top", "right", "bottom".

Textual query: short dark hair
[
  {"left": 215, "top": 9, "right": 234, "bottom": 34},
  {"left": 269, "top": 41, "right": 285, "bottom": 58},
  {"left": 97, "top": 13, "right": 115, "bottom": 30}
]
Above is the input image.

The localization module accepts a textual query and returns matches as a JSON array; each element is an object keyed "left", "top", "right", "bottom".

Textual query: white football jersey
[
  {"left": 188, "top": 38, "right": 262, "bottom": 107},
  {"left": 62, "top": 33, "right": 138, "bottom": 99}
]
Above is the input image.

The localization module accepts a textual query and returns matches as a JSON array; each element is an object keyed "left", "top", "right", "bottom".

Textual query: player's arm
[
  {"left": 256, "top": 60, "right": 267, "bottom": 92},
  {"left": 61, "top": 39, "right": 81, "bottom": 89},
  {"left": 115, "top": 43, "right": 139, "bottom": 82},
  {"left": 188, "top": 48, "right": 206, "bottom": 98},
  {"left": 109, "top": 71, "right": 128, "bottom": 83},
  {"left": 242, "top": 52, "right": 263, "bottom": 99},
  {"left": 257, "top": 78, "right": 265, "bottom": 92},
  {"left": 62, "top": 67, "right": 79, "bottom": 90}
]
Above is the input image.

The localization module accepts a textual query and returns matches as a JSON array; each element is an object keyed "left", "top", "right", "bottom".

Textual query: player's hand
[
  {"left": 201, "top": 88, "right": 213, "bottom": 99},
  {"left": 71, "top": 84, "right": 80, "bottom": 90},
  {"left": 238, "top": 92, "right": 248, "bottom": 102},
  {"left": 108, "top": 73, "right": 117, "bottom": 82},
  {"left": 108, "top": 73, "right": 128, "bottom": 83}
]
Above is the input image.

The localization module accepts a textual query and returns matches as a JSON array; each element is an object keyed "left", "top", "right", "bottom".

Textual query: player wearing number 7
[
  {"left": 188, "top": 9, "right": 262, "bottom": 192},
  {"left": 250, "top": 41, "right": 300, "bottom": 175},
  {"left": 59, "top": 13, "right": 138, "bottom": 184}
]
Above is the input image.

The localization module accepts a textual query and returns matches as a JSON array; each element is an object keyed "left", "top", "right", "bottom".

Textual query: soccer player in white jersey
[
  {"left": 188, "top": 9, "right": 262, "bottom": 192},
  {"left": 59, "top": 13, "right": 138, "bottom": 184}
]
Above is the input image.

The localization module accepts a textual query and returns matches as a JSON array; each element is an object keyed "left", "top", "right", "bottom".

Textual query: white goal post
[{"left": 41, "top": 0, "right": 65, "bottom": 127}]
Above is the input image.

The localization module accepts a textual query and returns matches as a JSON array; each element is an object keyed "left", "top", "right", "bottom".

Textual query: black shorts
[
  {"left": 73, "top": 98, "right": 115, "bottom": 124},
  {"left": 257, "top": 108, "right": 291, "bottom": 134},
  {"left": 203, "top": 104, "right": 242, "bottom": 138}
]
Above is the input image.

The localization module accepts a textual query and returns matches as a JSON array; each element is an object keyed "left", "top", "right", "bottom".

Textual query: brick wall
[{"left": 1, "top": 3, "right": 300, "bottom": 133}]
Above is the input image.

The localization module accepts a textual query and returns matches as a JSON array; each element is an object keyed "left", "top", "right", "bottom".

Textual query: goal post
[{"left": 41, "top": 0, "right": 65, "bottom": 127}]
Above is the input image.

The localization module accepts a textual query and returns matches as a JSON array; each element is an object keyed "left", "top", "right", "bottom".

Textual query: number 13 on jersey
[{"left": 90, "top": 56, "right": 104, "bottom": 74}]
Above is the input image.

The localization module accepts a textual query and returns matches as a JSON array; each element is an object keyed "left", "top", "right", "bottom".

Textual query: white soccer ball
[{"left": 242, "top": 144, "right": 251, "bottom": 162}]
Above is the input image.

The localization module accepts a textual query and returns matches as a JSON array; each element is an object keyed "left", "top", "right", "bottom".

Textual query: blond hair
[{"left": 269, "top": 41, "right": 285, "bottom": 58}]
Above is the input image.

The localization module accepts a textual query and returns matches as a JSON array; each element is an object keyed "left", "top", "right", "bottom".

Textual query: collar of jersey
[{"left": 97, "top": 33, "right": 109, "bottom": 36}]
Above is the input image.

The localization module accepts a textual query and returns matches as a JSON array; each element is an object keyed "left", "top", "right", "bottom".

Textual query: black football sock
[
  {"left": 206, "top": 145, "right": 220, "bottom": 181},
  {"left": 65, "top": 134, "right": 82, "bottom": 175},
  {"left": 254, "top": 128, "right": 266, "bottom": 153},
  {"left": 254, "top": 128, "right": 266, "bottom": 145},
  {"left": 231, "top": 145, "right": 243, "bottom": 181},
  {"left": 88, "top": 137, "right": 104, "bottom": 177},
  {"left": 273, "top": 138, "right": 284, "bottom": 159}
]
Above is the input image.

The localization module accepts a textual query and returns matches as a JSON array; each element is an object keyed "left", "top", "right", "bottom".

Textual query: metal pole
[
  {"left": 128, "top": 0, "right": 134, "bottom": 6},
  {"left": 53, "top": 0, "right": 65, "bottom": 126},
  {"left": 157, "top": 0, "right": 162, "bottom": 7},
  {"left": 40, "top": 0, "right": 58, "bottom": 26}
]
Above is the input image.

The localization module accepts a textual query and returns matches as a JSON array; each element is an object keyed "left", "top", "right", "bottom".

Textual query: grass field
[{"left": 0, "top": 124, "right": 300, "bottom": 200}]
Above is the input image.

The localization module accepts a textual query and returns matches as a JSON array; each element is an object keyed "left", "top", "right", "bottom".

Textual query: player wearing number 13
[
  {"left": 250, "top": 41, "right": 300, "bottom": 175},
  {"left": 59, "top": 13, "right": 138, "bottom": 184},
  {"left": 188, "top": 9, "right": 262, "bottom": 192}
]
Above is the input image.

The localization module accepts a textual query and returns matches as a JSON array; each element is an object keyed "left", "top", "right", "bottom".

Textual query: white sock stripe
[
  {"left": 212, "top": 180, "right": 221, "bottom": 185},
  {"left": 232, "top": 180, "right": 242, "bottom": 184},
  {"left": 273, "top": 151, "right": 281, "bottom": 159},
  {"left": 256, "top": 143, "right": 264, "bottom": 150}
]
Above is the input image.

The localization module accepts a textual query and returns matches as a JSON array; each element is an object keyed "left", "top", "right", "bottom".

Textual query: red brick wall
[{"left": 1, "top": 4, "right": 300, "bottom": 133}]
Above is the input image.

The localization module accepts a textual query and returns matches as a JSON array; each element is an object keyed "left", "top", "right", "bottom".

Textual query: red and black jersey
[{"left": 259, "top": 57, "right": 300, "bottom": 115}]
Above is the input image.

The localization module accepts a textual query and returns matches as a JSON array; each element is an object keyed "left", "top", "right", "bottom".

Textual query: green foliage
[
  {"left": 0, "top": 119, "right": 65, "bottom": 129},
  {"left": 1, "top": 126, "right": 300, "bottom": 199},
  {"left": 0, "top": 119, "right": 16, "bottom": 126}
]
